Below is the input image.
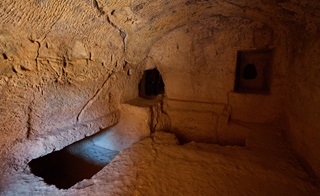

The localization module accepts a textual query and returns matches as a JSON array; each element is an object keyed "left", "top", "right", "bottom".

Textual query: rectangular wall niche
[{"left": 234, "top": 49, "right": 273, "bottom": 94}]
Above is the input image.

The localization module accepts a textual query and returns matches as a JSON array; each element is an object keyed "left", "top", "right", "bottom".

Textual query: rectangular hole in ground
[{"left": 28, "top": 133, "right": 119, "bottom": 189}]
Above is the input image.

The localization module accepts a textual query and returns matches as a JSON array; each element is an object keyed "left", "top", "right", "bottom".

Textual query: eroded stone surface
[
  {"left": 0, "top": 0, "right": 320, "bottom": 190},
  {"left": 1, "top": 131, "right": 319, "bottom": 195}
]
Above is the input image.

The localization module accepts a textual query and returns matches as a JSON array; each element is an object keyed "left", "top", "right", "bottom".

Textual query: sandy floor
[{"left": 1, "top": 123, "right": 319, "bottom": 195}]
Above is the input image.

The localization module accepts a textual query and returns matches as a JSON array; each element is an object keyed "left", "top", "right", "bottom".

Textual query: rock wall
[
  {"left": 287, "top": 35, "right": 320, "bottom": 177},
  {"left": 148, "top": 16, "right": 287, "bottom": 143},
  {"left": 0, "top": 1, "right": 141, "bottom": 167},
  {"left": 1, "top": 0, "right": 320, "bottom": 179}
]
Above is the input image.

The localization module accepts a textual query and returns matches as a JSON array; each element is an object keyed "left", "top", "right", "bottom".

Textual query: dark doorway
[{"left": 139, "top": 68, "right": 164, "bottom": 98}]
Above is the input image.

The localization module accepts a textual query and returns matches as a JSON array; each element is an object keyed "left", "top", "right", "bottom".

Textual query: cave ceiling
[{"left": 0, "top": 0, "right": 319, "bottom": 63}]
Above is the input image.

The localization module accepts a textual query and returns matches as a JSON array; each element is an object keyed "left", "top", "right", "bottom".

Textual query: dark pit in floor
[{"left": 29, "top": 136, "right": 119, "bottom": 189}]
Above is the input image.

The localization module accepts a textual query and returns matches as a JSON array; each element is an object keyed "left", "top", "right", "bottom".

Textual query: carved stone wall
[
  {"left": 148, "top": 17, "right": 287, "bottom": 142},
  {"left": 0, "top": 0, "right": 320, "bottom": 179}
]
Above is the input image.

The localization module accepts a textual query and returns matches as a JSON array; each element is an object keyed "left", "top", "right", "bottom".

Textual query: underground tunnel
[{"left": 0, "top": 0, "right": 320, "bottom": 195}]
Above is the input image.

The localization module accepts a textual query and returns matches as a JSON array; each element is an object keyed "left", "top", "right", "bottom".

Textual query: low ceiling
[{"left": 0, "top": 0, "right": 319, "bottom": 63}]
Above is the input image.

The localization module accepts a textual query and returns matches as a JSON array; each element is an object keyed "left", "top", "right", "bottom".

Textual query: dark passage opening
[
  {"left": 139, "top": 68, "right": 164, "bottom": 99},
  {"left": 29, "top": 136, "right": 119, "bottom": 189},
  {"left": 243, "top": 64, "right": 257, "bottom": 79}
]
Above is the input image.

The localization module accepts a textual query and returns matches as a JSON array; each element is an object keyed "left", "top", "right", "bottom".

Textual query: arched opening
[{"left": 139, "top": 68, "right": 165, "bottom": 99}]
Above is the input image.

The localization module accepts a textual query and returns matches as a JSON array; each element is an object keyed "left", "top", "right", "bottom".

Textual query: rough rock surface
[
  {"left": 0, "top": 0, "right": 320, "bottom": 191},
  {"left": 1, "top": 130, "right": 319, "bottom": 195}
]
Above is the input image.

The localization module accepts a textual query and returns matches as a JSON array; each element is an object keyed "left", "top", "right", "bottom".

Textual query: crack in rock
[
  {"left": 26, "top": 95, "right": 36, "bottom": 139},
  {"left": 35, "top": 41, "right": 41, "bottom": 71},
  {"left": 76, "top": 74, "right": 113, "bottom": 123},
  {"left": 26, "top": 103, "right": 33, "bottom": 139},
  {"left": 106, "top": 14, "right": 127, "bottom": 53},
  {"left": 92, "top": 0, "right": 105, "bottom": 16}
]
